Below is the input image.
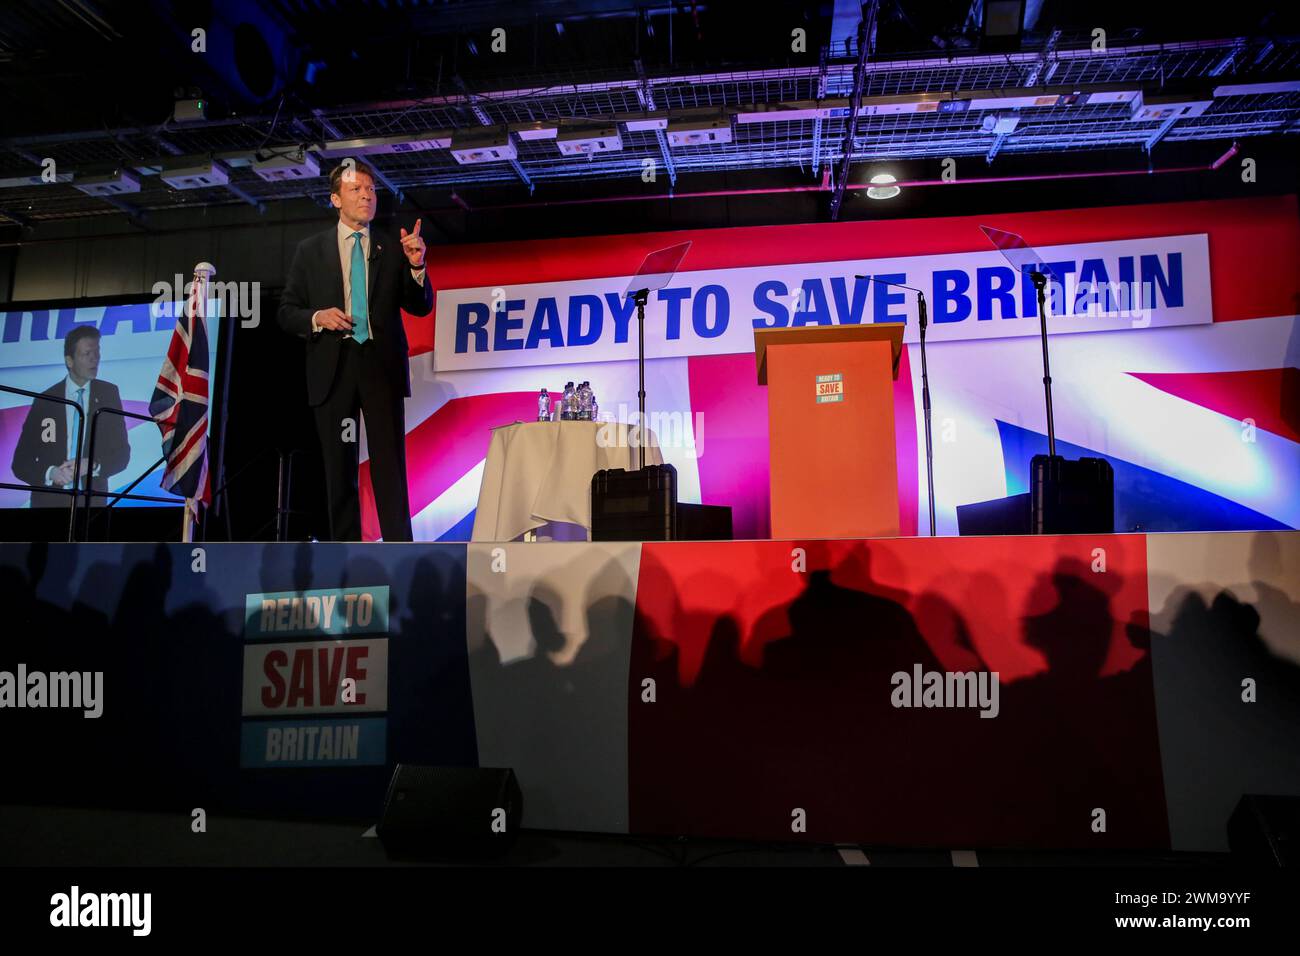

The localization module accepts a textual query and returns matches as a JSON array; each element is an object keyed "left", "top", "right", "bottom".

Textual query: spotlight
[
  {"left": 865, "top": 173, "right": 900, "bottom": 200},
  {"left": 980, "top": 0, "right": 1025, "bottom": 52}
]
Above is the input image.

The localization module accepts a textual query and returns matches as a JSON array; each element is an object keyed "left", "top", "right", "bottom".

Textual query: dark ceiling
[{"left": 0, "top": 0, "right": 1297, "bottom": 228}]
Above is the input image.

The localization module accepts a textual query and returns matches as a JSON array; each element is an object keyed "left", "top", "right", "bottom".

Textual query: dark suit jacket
[
  {"left": 10, "top": 378, "right": 131, "bottom": 508},
  {"left": 277, "top": 225, "right": 435, "bottom": 407}
]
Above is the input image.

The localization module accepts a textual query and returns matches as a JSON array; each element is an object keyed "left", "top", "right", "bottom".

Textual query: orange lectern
[{"left": 755, "top": 323, "right": 905, "bottom": 539}]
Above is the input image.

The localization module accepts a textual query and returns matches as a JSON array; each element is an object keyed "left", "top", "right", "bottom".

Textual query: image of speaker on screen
[{"left": 9, "top": 326, "right": 129, "bottom": 508}]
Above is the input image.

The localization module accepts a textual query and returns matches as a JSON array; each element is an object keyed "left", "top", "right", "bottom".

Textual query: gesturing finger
[{"left": 412, "top": 218, "right": 422, "bottom": 237}]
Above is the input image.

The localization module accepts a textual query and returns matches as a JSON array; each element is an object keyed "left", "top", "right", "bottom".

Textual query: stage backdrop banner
[
  {"left": 434, "top": 233, "right": 1211, "bottom": 372},
  {"left": 365, "top": 196, "right": 1299, "bottom": 542}
]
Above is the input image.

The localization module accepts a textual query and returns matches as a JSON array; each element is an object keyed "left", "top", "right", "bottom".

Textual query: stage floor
[{"left": 0, "top": 805, "right": 1232, "bottom": 868}]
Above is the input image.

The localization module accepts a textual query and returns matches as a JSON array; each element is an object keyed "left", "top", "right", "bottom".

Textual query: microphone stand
[
  {"left": 1029, "top": 270, "right": 1057, "bottom": 458},
  {"left": 854, "top": 274, "right": 936, "bottom": 537},
  {"left": 628, "top": 287, "right": 650, "bottom": 471}
]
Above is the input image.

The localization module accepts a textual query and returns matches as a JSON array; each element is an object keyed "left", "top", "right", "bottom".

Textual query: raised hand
[{"left": 399, "top": 218, "right": 426, "bottom": 268}]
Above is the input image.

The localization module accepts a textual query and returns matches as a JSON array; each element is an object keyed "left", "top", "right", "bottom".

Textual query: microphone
[{"left": 853, "top": 274, "right": 927, "bottom": 330}]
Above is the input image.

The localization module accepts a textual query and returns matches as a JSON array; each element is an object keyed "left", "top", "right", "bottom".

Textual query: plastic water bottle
[
  {"left": 562, "top": 382, "right": 576, "bottom": 420},
  {"left": 578, "top": 381, "right": 592, "bottom": 421},
  {"left": 589, "top": 385, "right": 598, "bottom": 422},
  {"left": 537, "top": 388, "right": 549, "bottom": 422}
]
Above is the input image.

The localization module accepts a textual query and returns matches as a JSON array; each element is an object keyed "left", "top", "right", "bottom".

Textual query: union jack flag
[{"left": 150, "top": 266, "right": 212, "bottom": 518}]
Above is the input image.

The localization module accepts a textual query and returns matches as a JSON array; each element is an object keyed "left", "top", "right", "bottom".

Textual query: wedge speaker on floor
[
  {"left": 1228, "top": 794, "right": 1298, "bottom": 866},
  {"left": 377, "top": 765, "right": 523, "bottom": 860}
]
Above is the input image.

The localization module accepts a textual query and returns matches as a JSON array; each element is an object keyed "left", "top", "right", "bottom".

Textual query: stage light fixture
[
  {"left": 252, "top": 148, "right": 320, "bottom": 182},
  {"left": 160, "top": 162, "right": 230, "bottom": 190},
  {"left": 981, "top": 0, "right": 1026, "bottom": 51},
  {"left": 73, "top": 170, "right": 142, "bottom": 196},
  {"left": 624, "top": 115, "right": 668, "bottom": 132},
  {"left": 981, "top": 113, "right": 1020, "bottom": 134},
  {"left": 512, "top": 122, "right": 559, "bottom": 141},
  {"left": 556, "top": 127, "right": 623, "bottom": 156},
  {"left": 665, "top": 118, "right": 732, "bottom": 147},
  {"left": 1130, "top": 91, "right": 1213, "bottom": 121},
  {"left": 317, "top": 132, "right": 452, "bottom": 157},
  {"left": 865, "top": 173, "right": 900, "bottom": 200},
  {"left": 450, "top": 133, "right": 518, "bottom": 164},
  {"left": 173, "top": 97, "right": 206, "bottom": 123}
]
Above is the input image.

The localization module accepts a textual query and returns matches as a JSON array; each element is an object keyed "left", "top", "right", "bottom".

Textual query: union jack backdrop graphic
[
  {"left": 150, "top": 268, "right": 212, "bottom": 517},
  {"left": 356, "top": 196, "right": 1299, "bottom": 541}
]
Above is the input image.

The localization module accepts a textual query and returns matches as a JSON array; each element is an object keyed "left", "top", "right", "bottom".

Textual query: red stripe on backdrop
[
  {"left": 419, "top": 196, "right": 1298, "bottom": 333},
  {"left": 402, "top": 307, "right": 435, "bottom": 357},
  {"left": 360, "top": 390, "right": 540, "bottom": 541},
  {"left": 1130, "top": 368, "right": 1300, "bottom": 444},
  {"left": 685, "top": 353, "right": 771, "bottom": 540},
  {"left": 627, "top": 535, "right": 1167, "bottom": 847}
]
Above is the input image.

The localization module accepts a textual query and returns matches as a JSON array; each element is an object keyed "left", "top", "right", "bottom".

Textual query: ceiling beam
[{"left": 830, "top": 1, "right": 877, "bottom": 222}]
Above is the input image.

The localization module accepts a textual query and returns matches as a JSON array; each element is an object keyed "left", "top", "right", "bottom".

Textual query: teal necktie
[{"left": 350, "top": 231, "right": 370, "bottom": 344}]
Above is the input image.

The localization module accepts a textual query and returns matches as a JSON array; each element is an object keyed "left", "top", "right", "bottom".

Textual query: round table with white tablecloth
[{"left": 470, "top": 420, "right": 662, "bottom": 542}]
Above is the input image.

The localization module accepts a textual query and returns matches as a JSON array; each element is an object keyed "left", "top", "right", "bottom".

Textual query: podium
[{"left": 754, "top": 323, "right": 905, "bottom": 539}]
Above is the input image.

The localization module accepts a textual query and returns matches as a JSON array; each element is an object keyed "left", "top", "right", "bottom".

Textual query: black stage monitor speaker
[
  {"left": 377, "top": 765, "right": 523, "bottom": 860},
  {"left": 1228, "top": 794, "right": 1298, "bottom": 866},
  {"left": 676, "top": 502, "right": 733, "bottom": 540},
  {"left": 956, "top": 492, "right": 1031, "bottom": 536},
  {"left": 591, "top": 464, "right": 678, "bottom": 541},
  {"left": 1030, "top": 454, "right": 1114, "bottom": 534}
]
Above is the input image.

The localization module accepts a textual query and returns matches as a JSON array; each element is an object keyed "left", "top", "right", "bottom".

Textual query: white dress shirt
[
  {"left": 310, "top": 220, "right": 426, "bottom": 332},
  {"left": 44, "top": 375, "right": 100, "bottom": 487}
]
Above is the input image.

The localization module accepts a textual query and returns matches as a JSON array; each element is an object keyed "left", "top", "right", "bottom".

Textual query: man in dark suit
[
  {"left": 10, "top": 325, "right": 131, "bottom": 508},
  {"left": 277, "top": 160, "right": 433, "bottom": 541}
]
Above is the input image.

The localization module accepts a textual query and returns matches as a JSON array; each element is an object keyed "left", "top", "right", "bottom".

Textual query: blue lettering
[
  {"left": 567, "top": 294, "right": 603, "bottom": 347},
  {"left": 752, "top": 280, "right": 789, "bottom": 328},
  {"left": 99, "top": 305, "right": 152, "bottom": 337},
  {"left": 871, "top": 273, "right": 907, "bottom": 324},
  {"left": 54, "top": 309, "right": 95, "bottom": 341},
  {"left": 1020, "top": 266, "right": 1038, "bottom": 318},
  {"left": 524, "top": 297, "right": 563, "bottom": 350},
  {"left": 1042, "top": 261, "right": 1076, "bottom": 315},
  {"left": 604, "top": 292, "right": 638, "bottom": 344},
  {"left": 1076, "top": 258, "right": 1110, "bottom": 314},
  {"left": 1141, "top": 252, "right": 1183, "bottom": 309},
  {"left": 828, "top": 275, "right": 869, "bottom": 325},
  {"left": 793, "top": 278, "right": 832, "bottom": 326},
  {"left": 1118, "top": 256, "right": 1136, "bottom": 311},
  {"left": 976, "top": 266, "right": 1017, "bottom": 321},
  {"left": 2, "top": 311, "right": 31, "bottom": 343},
  {"left": 692, "top": 285, "right": 729, "bottom": 338},
  {"left": 494, "top": 299, "right": 526, "bottom": 351},
  {"left": 933, "top": 270, "right": 971, "bottom": 323},
  {"left": 455, "top": 302, "right": 490, "bottom": 353},
  {"left": 657, "top": 287, "right": 690, "bottom": 340}
]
